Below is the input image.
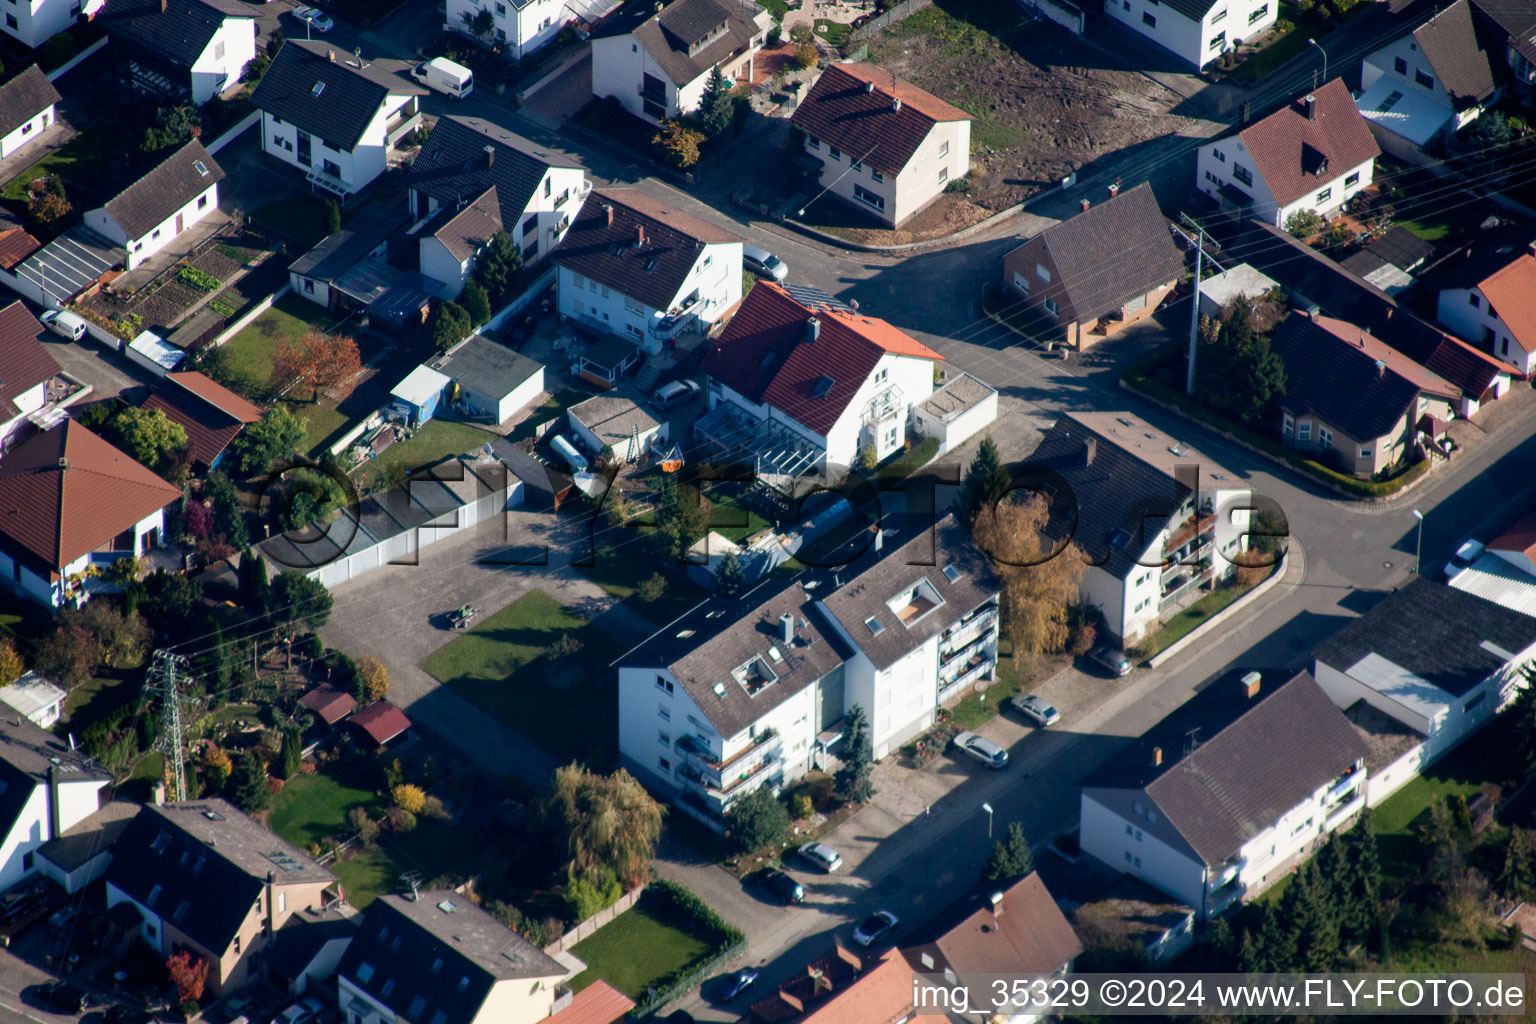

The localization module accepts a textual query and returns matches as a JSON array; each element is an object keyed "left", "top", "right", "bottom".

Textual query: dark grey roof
[
  {"left": 37, "top": 800, "right": 140, "bottom": 872},
  {"left": 1370, "top": 225, "right": 1435, "bottom": 271},
  {"left": 817, "top": 513, "right": 1000, "bottom": 673},
  {"left": 0, "top": 66, "right": 60, "bottom": 140},
  {"left": 337, "top": 893, "right": 562, "bottom": 1024},
  {"left": 622, "top": 0, "right": 762, "bottom": 87},
  {"left": 408, "top": 116, "right": 580, "bottom": 237},
  {"left": 1472, "top": 0, "right": 1536, "bottom": 66},
  {"left": 1084, "top": 672, "right": 1368, "bottom": 866},
  {"left": 1313, "top": 576, "right": 1536, "bottom": 697},
  {"left": 99, "top": 0, "right": 251, "bottom": 68},
  {"left": 487, "top": 437, "right": 572, "bottom": 510},
  {"left": 1160, "top": 0, "right": 1222, "bottom": 21},
  {"left": 1003, "top": 184, "right": 1184, "bottom": 326},
  {"left": 1021, "top": 413, "right": 1203, "bottom": 580},
  {"left": 289, "top": 203, "right": 411, "bottom": 281},
  {"left": 266, "top": 914, "right": 358, "bottom": 981},
  {"left": 100, "top": 140, "right": 224, "bottom": 242},
  {"left": 430, "top": 334, "right": 543, "bottom": 399},
  {"left": 424, "top": 186, "right": 503, "bottom": 263},
  {"left": 104, "top": 799, "right": 334, "bottom": 955},
  {"left": 1269, "top": 313, "right": 1427, "bottom": 441},
  {"left": 252, "top": 40, "right": 424, "bottom": 153},
  {"left": 1413, "top": 0, "right": 1501, "bottom": 110},
  {"left": 624, "top": 580, "right": 839, "bottom": 738}
]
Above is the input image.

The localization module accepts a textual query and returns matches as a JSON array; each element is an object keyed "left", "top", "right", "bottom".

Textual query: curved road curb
[
  {"left": 777, "top": 199, "right": 1030, "bottom": 254},
  {"left": 1147, "top": 537, "right": 1305, "bottom": 670}
]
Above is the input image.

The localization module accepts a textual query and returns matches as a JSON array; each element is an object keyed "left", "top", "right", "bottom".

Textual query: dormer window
[
  {"left": 731, "top": 654, "right": 778, "bottom": 695},
  {"left": 886, "top": 578, "right": 946, "bottom": 626}
]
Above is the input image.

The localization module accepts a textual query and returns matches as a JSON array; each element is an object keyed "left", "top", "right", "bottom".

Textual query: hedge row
[
  {"left": 1122, "top": 359, "right": 1430, "bottom": 499},
  {"left": 631, "top": 880, "right": 746, "bottom": 1019}
]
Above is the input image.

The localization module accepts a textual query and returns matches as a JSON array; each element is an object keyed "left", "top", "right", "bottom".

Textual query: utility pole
[
  {"left": 1186, "top": 223, "right": 1204, "bottom": 396},
  {"left": 152, "top": 650, "right": 196, "bottom": 802}
]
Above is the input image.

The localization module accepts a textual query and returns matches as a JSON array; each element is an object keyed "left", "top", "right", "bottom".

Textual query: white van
[
  {"left": 40, "top": 309, "right": 87, "bottom": 341},
  {"left": 411, "top": 57, "right": 474, "bottom": 99}
]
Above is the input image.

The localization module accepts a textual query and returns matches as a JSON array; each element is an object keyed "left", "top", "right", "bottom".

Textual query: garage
[
  {"left": 430, "top": 334, "right": 545, "bottom": 426},
  {"left": 913, "top": 372, "right": 999, "bottom": 455}
]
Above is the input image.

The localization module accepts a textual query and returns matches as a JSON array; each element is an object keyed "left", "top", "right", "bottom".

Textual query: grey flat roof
[
  {"left": 919, "top": 372, "right": 996, "bottom": 423},
  {"left": 430, "top": 334, "right": 543, "bottom": 400}
]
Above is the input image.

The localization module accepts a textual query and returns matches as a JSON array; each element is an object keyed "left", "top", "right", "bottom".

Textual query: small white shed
[
  {"left": 431, "top": 334, "right": 545, "bottom": 425},
  {"left": 1198, "top": 264, "right": 1279, "bottom": 318},
  {"left": 913, "top": 372, "right": 998, "bottom": 455},
  {"left": 568, "top": 392, "right": 665, "bottom": 462}
]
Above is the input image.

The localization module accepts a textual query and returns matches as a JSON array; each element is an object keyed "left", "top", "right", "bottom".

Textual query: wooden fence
[{"left": 542, "top": 885, "right": 646, "bottom": 955}]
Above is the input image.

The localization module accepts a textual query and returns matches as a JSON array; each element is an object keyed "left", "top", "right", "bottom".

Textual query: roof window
[
  {"left": 312, "top": 81, "right": 325, "bottom": 97},
  {"left": 193, "top": 160, "right": 209, "bottom": 176},
  {"left": 942, "top": 564, "right": 962, "bottom": 583},
  {"left": 864, "top": 616, "right": 884, "bottom": 635},
  {"left": 356, "top": 962, "right": 375, "bottom": 983},
  {"left": 886, "top": 578, "right": 946, "bottom": 626},
  {"left": 812, "top": 375, "right": 834, "bottom": 398},
  {"left": 150, "top": 831, "right": 170, "bottom": 853}
]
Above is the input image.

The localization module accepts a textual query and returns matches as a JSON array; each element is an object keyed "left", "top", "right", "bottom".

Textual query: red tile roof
[
  {"left": 800, "top": 950, "right": 914, "bottom": 1024},
  {"left": 1476, "top": 252, "right": 1536, "bottom": 354},
  {"left": 349, "top": 700, "right": 411, "bottom": 746},
  {"left": 1309, "top": 314, "right": 1461, "bottom": 399},
  {"left": 140, "top": 371, "right": 263, "bottom": 469},
  {"left": 0, "top": 227, "right": 41, "bottom": 270},
  {"left": 299, "top": 684, "right": 357, "bottom": 726},
  {"left": 915, "top": 872, "right": 1082, "bottom": 976},
  {"left": 701, "top": 281, "right": 941, "bottom": 437},
  {"left": 791, "top": 63, "right": 971, "bottom": 177},
  {"left": 750, "top": 947, "right": 863, "bottom": 1023},
  {"left": 545, "top": 981, "right": 635, "bottom": 1024},
  {"left": 1237, "top": 79, "right": 1379, "bottom": 207},
  {"left": 1489, "top": 509, "right": 1536, "bottom": 561},
  {"left": 0, "top": 300, "right": 59, "bottom": 423},
  {"left": 0, "top": 420, "right": 181, "bottom": 573}
]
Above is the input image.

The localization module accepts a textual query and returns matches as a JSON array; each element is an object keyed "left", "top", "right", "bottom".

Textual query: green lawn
[
  {"left": 569, "top": 901, "right": 713, "bottom": 998},
  {"left": 331, "top": 848, "right": 398, "bottom": 909},
  {"left": 1132, "top": 581, "right": 1253, "bottom": 658},
  {"left": 575, "top": 542, "right": 706, "bottom": 628},
  {"left": 352, "top": 420, "right": 493, "bottom": 493},
  {"left": 268, "top": 772, "right": 379, "bottom": 851},
  {"left": 0, "top": 124, "right": 119, "bottom": 201},
  {"left": 421, "top": 589, "right": 625, "bottom": 767},
  {"left": 703, "top": 489, "right": 772, "bottom": 543},
  {"left": 215, "top": 294, "right": 346, "bottom": 399},
  {"left": 1370, "top": 738, "right": 1494, "bottom": 885},
  {"left": 755, "top": 0, "right": 787, "bottom": 18},
  {"left": 813, "top": 18, "right": 850, "bottom": 45}
]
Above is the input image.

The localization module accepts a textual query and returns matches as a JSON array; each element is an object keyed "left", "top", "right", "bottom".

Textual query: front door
[{"left": 174, "top": 213, "right": 184, "bottom": 235}]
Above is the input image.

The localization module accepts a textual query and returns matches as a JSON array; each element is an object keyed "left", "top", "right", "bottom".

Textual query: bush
[
  {"left": 565, "top": 866, "right": 623, "bottom": 920},
  {"left": 1284, "top": 209, "right": 1325, "bottom": 239},
  {"left": 790, "top": 793, "right": 813, "bottom": 819},
  {"left": 41, "top": 31, "right": 78, "bottom": 71},
  {"left": 651, "top": 120, "right": 707, "bottom": 170},
  {"left": 386, "top": 806, "right": 418, "bottom": 833},
  {"left": 393, "top": 783, "right": 426, "bottom": 813},
  {"left": 793, "top": 43, "right": 819, "bottom": 69},
  {"left": 725, "top": 785, "right": 790, "bottom": 853},
  {"left": 347, "top": 807, "right": 381, "bottom": 848}
]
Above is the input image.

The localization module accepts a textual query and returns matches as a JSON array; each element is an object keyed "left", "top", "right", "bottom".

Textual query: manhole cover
[{"left": 1383, "top": 561, "right": 1393, "bottom": 569}]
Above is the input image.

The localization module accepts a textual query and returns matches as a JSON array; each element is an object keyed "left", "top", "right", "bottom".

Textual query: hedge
[
  {"left": 630, "top": 880, "right": 746, "bottom": 1018},
  {"left": 878, "top": 436, "right": 940, "bottom": 480},
  {"left": 1122, "top": 355, "right": 1431, "bottom": 499}
]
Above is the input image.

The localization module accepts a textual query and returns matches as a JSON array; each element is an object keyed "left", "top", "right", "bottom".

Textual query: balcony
[
  {"left": 862, "top": 382, "right": 904, "bottom": 425},
  {"left": 676, "top": 730, "right": 782, "bottom": 791},
  {"left": 1325, "top": 765, "right": 1364, "bottom": 804},
  {"left": 385, "top": 108, "right": 422, "bottom": 145},
  {"left": 940, "top": 609, "right": 999, "bottom": 659},
  {"left": 1163, "top": 513, "right": 1215, "bottom": 557},
  {"left": 1325, "top": 792, "right": 1365, "bottom": 830},
  {"left": 939, "top": 656, "right": 995, "bottom": 700},
  {"left": 940, "top": 627, "right": 995, "bottom": 673},
  {"left": 1160, "top": 564, "right": 1213, "bottom": 605}
]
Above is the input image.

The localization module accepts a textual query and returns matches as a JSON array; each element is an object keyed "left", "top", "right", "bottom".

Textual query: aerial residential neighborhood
[{"left": 3, "top": 0, "right": 1536, "bottom": 1020}]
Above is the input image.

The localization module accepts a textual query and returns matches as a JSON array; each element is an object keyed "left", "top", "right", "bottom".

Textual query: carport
[{"left": 11, "top": 226, "right": 122, "bottom": 307}]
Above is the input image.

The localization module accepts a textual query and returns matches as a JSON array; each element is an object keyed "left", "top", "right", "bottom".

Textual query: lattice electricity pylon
[{"left": 149, "top": 650, "right": 199, "bottom": 803}]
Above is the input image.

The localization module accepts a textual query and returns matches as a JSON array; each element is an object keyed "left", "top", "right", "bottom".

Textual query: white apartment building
[
  {"left": 445, "top": 0, "right": 566, "bottom": 61},
  {"left": 696, "top": 282, "right": 949, "bottom": 478},
  {"left": 1080, "top": 671, "right": 1369, "bottom": 919},
  {"left": 1022, "top": 411, "right": 1251, "bottom": 646},
  {"left": 86, "top": 141, "right": 223, "bottom": 271},
  {"left": 791, "top": 63, "right": 972, "bottom": 228},
  {"left": 553, "top": 188, "right": 741, "bottom": 355},
  {"left": 408, "top": 115, "right": 588, "bottom": 293},
  {"left": 1196, "top": 78, "right": 1379, "bottom": 227},
  {"left": 1106, "top": 0, "right": 1276, "bottom": 68}
]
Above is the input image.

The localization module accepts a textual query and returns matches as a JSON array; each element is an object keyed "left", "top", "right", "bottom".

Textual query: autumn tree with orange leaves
[
  {"left": 971, "top": 495, "right": 1086, "bottom": 656},
  {"left": 270, "top": 331, "right": 361, "bottom": 401},
  {"left": 166, "top": 950, "right": 209, "bottom": 1006}
]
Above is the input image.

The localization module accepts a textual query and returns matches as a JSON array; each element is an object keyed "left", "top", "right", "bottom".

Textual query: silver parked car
[
  {"left": 1011, "top": 693, "right": 1061, "bottom": 727},
  {"left": 798, "top": 841, "right": 843, "bottom": 872},
  {"left": 743, "top": 244, "right": 788, "bottom": 282},
  {"left": 1087, "top": 645, "right": 1132, "bottom": 677},
  {"left": 952, "top": 731, "right": 1009, "bottom": 769}
]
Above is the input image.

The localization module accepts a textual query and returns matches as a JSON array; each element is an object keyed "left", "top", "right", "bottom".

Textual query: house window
[
  {"left": 939, "top": 140, "right": 949, "bottom": 157},
  {"left": 1319, "top": 427, "right": 1333, "bottom": 444},
  {"left": 828, "top": 146, "right": 841, "bottom": 160},
  {"left": 1204, "top": 170, "right": 1221, "bottom": 185},
  {"left": 1142, "top": 11, "right": 1156, "bottom": 26},
  {"left": 1316, "top": 186, "right": 1332, "bottom": 204},
  {"left": 656, "top": 677, "right": 673, "bottom": 694},
  {"left": 1212, "top": 148, "right": 1225, "bottom": 162},
  {"left": 1044, "top": 297, "right": 1059, "bottom": 317},
  {"left": 1298, "top": 422, "right": 1311, "bottom": 442},
  {"left": 1465, "top": 692, "right": 1487, "bottom": 712},
  {"left": 659, "top": 730, "right": 670, "bottom": 747},
  {"left": 625, "top": 296, "right": 645, "bottom": 314},
  {"left": 1282, "top": 413, "right": 1293, "bottom": 436},
  {"left": 1209, "top": 31, "right": 1225, "bottom": 50},
  {"left": 1416, "top": 70, "right": 1434, "bottom": 89},
  {"left": 496, "top": 1, "right": 506, "bottom": 11},
  {"left": 1012, "top": 271, "right": 1029, "bottom": 295},
  {"left": 658, "top": 757, "right": 670, "bottom": 771},
  {"left": 303, "top": 279, "right": 315, "bottom": 294},
  {"left": 1232, "top": 164, "right": 1253, "bottom": 185},
  {"left": 1211, "top": 7, "right": 1226, "bottom": 22},
  {"left": 807, "top": 136, "right": 820, "bottom": 150},
  {"left": 938, "top": 166, "right": 949, "bottom": 184},
  {"left": 4, "top": 13, "right": 14, "bottom": 26},
  {"left": 853, "top": 184, "right": 885, "bottom": 211},
  {"left": 1248, "top": 3, "right": 1267, "bottom": 22},
  {"left": 1036, "top": 263, "right": 1052, "bottom": 283},
  {"left": 1359, "top": 447, "right": 1372, "bottom": 459},
  {"left": 197, "top": 195, "right": 208, "bottom": 210},
  {"left": 850, "top": 157, "right": 862, "bottom": 171},
  {"left": 20, "top": 123, "right": 29, "bottom": 136},
  {"left": 152, "top": 229, "right": 161, "bottom": 240},
  {"left": 626, "top": 323, "right": 644, "bottom": 340},
  {"left": 1394, "top": 57, "right": 1408, "bottom": 75},
  {"left": 544, "top": 178, "right": 551, "bottom": 197},
  {"left": 1469, "top": 293, "right": 1481, "bottom": 308},
  {"left": 658, "top": 704, "right": 670, "bottom": 720},
  {"left": 233, "top": 936, "right": 240, "bottom": 954},
  {"left": 1344, "top": 171, "right": 1360, "bottom": 187},
  {"left": 871, "top": 168, "right": 883, "bottom": 182},
  {"left": 323, "top": 159, "right": 341, "bottom": 178},
  {"left": 522, "top": 214, "right": 538, "bottom": 236},
  {"left": 1123, "top": 0, "right": 1130, "bottom": 9},
  {"left": 523, "top": 242, "right": 538, "bottom": 262}
]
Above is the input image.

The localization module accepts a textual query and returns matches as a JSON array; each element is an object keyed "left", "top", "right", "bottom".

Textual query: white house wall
[
  {"left": 591, "top": 33, "right": 675, "bottom": 123},
  {"left": 914, "top": 388, "right": 997, "bottom": 455},
  {"left": 3, "top": 0, "right": 104, "bottom": 52},
  {"left": 445, "top": 0, "right": 564, "bottom": 59},
  {"left": 805, "top": 118, "right": 970, "bottom": 227},
  {"left": 1437, "top": 285, "right": 1536, "bottom": 373},
  {"left": 86, "top": 182, "right": 220, "bottom": 270},
  {"left": 557, "top": 242, "right": 740, "bottom": 354},
  {"left": 1312, "top": 660, "right": 1434, "bottom": 734},
  {"left": 0, "top": 103, "right": 54, "bottom": 159},
  {"left": 188, "top": 17, "right": 256, "bottom": 104},
  {"left": 1, "top": 382, "right": 46, "bottom": 448},
  {"left": 1079, "top": 792, "right": 1207, "bottom": 911},
  {"left": 419, "top": 235, "right": 472, "bottom": 298},
  {"left": 290, "top": 272, "right": 333, "bottom": 309},
  {"left": 1274, "top": 157, "right": 1375, "bottom": 227},
  {"left": 1198, "top": 133, "right": 1372, "bottom": 226},
  {"left": 263, "top": 94, "right": 411, "bottom": 195},
  {"left": 1104, "top": 0, "right": 1274, "bottom": 67}
]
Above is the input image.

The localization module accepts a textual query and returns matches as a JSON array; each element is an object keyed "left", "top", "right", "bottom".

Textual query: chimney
[
  {"left": 635, "top": 223, "right": 646, "bottom": 248},
  {"left": 46, "top": 766, "right": 61, "bottom": 840},
  {"left": 1080, "top": 198, "right": 1090, "bottom": 212},
  {"left": 1151, "top": 746, "right": 1163, "bottom": 767},
  {"left": 1083, "top": 437, "right": 1097, "bottom": 466},
  {"left": 483, "top": 144, "right": 495, "bottom": 168},
  {"left": 327, "top": 49, "right": 336, "bottom": 61},
  {"left": 805, "top": 316, "right": 820, "bottom": 343},
  {"left": 988, "top": 891, "right": 1005, "bottom": 913},
  {"left": 159, "top": 0, "right": 166, "bottom": 11},
  {"left": 603, "top": 203, "right": 613, "bottom": 227},
  {"left": 780, "top": 613, "right": 794, "bottom": 645},
  {"left": 266, "top": 870, "right": 276, "bottom": 934},
  {"left": 864, "top": 80, "right": 874, "bottom": 94},
  {"left": 1302, "top": 94, "right": 1316, "bottom": 119},
  {"left": 57, "top": 457, "right": 67, "bottom": 470},
  {"left": 891, "top": 97, "right": 901, "bottom": 113},
  {"left": 1240, "top": 670, "right": 1262, "bottom": 699},
  {"left": 1375, "top": 358, "right": 1387, "bottom": 377},
  {"left": 1529, "top": 241, "right": 1536, "bottom": 258}
]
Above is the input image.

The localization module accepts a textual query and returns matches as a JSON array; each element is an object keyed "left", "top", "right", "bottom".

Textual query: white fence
[
  {"left": 849, "top": 0, "right": 932, "bottom": 42},
  {"left": 485, "top": 266, "right": 557, "bottom": 334},
  {"left": 210, "top": 283, "right": 291, "bottom": 348},
  {"left": 207, "top": 109, "right": 261, "bottom": 154}
]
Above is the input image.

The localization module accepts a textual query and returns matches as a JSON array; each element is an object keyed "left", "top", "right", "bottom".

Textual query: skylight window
[
  {"left": 147, "top": 884, "right": 163, "bottom": 906},
  {"left": 942, "top": 564, "right": 962, "bottom": 583},
  {"left": 193, "top": 160, "right": 209, "bottom": 177},
  {"left": 312, "top": 81, "right": 325, "bottom": 97},
  {"left": 356, "top": 962, "right": 375, "bottom": 983},
  {"left": 812, "top": 375, "right": 834, "bottom": 398},
  {"left": 150, "top": 831, "right": 170, "bottom": 853},
  {"left": 865, "top": 616, "right": 885, "bottom": 635}
]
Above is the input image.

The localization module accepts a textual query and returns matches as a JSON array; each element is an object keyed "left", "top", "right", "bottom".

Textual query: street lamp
[
  {"left": 1308, "top": 38, "right": 1327, "bottom": 83},
  {"left": 1412, "top": 509, "right": 1424, "bottom": 575},
  {"left": 981, "top": 802, "right": 994, "bottom": 840}
]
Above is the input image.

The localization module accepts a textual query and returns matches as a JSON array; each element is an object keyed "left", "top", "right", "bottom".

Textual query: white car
[
  {"left": 39, "top": 309, "right": 86, "bottom": 341},
  {"left": 271, "top": 997, "right": 324, "bottom": 1024},
  {"left": 1445, "top": 539, "right": 1483, "bottom": 580},
  {"left": 851, "top": 910, "right": 899, "bottom": 947},
  {"left": 952, "top": 731, "right": 1009, "bottom": 769},
  {"left": 798, "top": 841, "right": 842, "bottom": 872},
  {"left": 653, "top": 379, "right": 700, "bottom": 410},
  {"left": 292, "top": 6, "right": 333, "bottom": 31}
]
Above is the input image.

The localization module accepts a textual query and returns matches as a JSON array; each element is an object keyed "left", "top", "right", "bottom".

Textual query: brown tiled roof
[
  {"left": 429, "top": 185, "right": 503, "bottom": 263},
  {"left": 1476, "top": 252, "right": 1536, "bottom": 354},
  {"left": 799, "top": 950, "right": 914, "bottom": 1024},
  {"left": 0, "top": 226, "right": 41, "bottom": 270},
  {"left": 0, "top": 66, "right": 60, "bottom": 140},
  {"left": 0, "top": 421, "right": 181, "bottom": 574},
  {"left": 1237, "top": 79, "right": 1379, "bottom": 207},
  {"left": 1002, "top": 183, "right": 1185, "bottom": 327},
  {"left": 350, "top": 700, "right": 411, "bottom": 745},
  {"left": 0, "top": 300, "right": 59, "bottom": 422},
  {"left": 553, "top": 188, "right": 741, "bottom": 312},
  {"left": 1413, "top": 0, "right": 1500, "bottom": 111},
  {"left": 545, "top": 981, "right": 635, "bottom": 1024},
  {"left": 701, "top": 281, "right": 940, "bottom": 436},
  {"left": 791, "top": 63, "right": 970, "bottom": 177},
  {"left": 1380, "top": 312, "right": 1518, "bottom": 398},
  {"left": 1490, "top": 509, "right": 1536, "bottom": 560},
  {"left": 100, "top": 140, "right": 224, "bottom": 242},
  {"left": 750, "top": 947, "right": 862, "bottom": 1023},
  {"left": 299, "top": 684, "right": 357, "bottom": 726},
  {"left": 139, "top": 371, "right": 263, "bottom": 469},
  {"left": 1473, "top": 0, "right": 1536, "bottom": 67},
  {"left": 916, "top": 873, "right": 1082, "bottom": 976}
]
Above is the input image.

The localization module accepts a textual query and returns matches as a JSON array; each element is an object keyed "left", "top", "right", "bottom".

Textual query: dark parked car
[
  {"left": 756, "top": 867, "right": 804, "bottom": 904},
  {"left": 0, "top": 887, "right": 45, "bottom": 923},
  {"left": 719, "top": 968, "right": 758, "bottom": 1000},
  {"left": 28, "top": 982, "right": 89, "bottom": 1014}
]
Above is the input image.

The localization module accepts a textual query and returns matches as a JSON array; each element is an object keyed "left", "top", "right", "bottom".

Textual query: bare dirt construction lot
[{"left": 869, "top": 0, "right": 1199, "bottom": 210}]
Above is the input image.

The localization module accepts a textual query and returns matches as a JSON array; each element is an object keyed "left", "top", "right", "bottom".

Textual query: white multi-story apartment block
[
  {"left": 1081, "top": 671, "right": 1369, "bottom": 919},
  {"left": 1106, "top": 0, "right": 1276, "bottom": 68}
]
